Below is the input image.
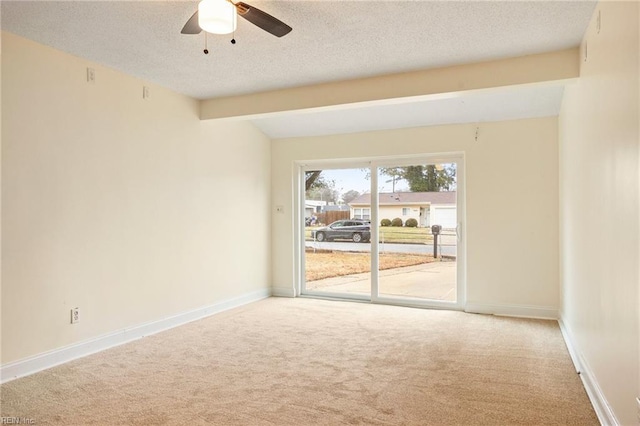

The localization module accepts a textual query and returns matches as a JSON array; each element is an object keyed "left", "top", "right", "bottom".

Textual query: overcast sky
[{"left": 321, "top": 168, "right": 409, "bottom": 195}]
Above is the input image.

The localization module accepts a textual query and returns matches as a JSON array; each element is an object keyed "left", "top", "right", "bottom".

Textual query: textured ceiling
[{"left": 2, "top": 1, "right": 596, "bottom": 100}]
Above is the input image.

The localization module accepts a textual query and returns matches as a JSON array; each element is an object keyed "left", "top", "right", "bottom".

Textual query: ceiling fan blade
[
  {"left": 235, "top": 2, "right": 292, "bottom": 37},
  {"left": 181, "top": 11, "right": 202, "bottom": 34}
]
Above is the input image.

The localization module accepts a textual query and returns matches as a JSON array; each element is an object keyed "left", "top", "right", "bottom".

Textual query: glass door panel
[
  {"left": 375, "top": 163, "right": 458, "bottom": 302},
  {"left": 303, "top": 167, "right": 371, "bottom": 299}
]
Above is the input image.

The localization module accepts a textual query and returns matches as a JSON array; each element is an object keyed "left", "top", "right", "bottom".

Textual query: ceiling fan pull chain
[
  {"left": 231, "top": 7, "right": 237, "bottom": 44},
  {"left": 203, "top": 32, "right": 209, "bottom": 55}
]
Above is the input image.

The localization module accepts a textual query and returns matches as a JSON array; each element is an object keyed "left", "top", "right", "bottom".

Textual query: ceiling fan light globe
[{"left": 198, "top": 0, "right": 237, "bottom": 35}]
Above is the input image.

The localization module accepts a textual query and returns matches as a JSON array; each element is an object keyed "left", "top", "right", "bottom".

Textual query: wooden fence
[{"left": 314, "top": 211, "right": 350, "bottom": 225}]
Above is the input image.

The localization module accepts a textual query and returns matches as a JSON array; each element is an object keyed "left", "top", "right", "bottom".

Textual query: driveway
[{"left": 306, "top": 261, "right": 457, "bottom": 301}]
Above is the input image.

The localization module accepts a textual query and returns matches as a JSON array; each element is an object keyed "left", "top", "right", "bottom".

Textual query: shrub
[
  {"left": 405, "top": 218, "right": 418, "bottom": 227},
  {"left": 391, "top": 217, "right": 403, "bottom": 227},
  {"left": 380, "top": 218, "right": 392, "bottom": 227}
]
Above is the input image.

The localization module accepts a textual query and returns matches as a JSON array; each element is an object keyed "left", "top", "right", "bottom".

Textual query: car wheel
[
  {"left": 316, "top": 232, "right": 326, "bottom": 242},
  {"left": 352, "top": 233, "right": 362, "bottom": 243}
]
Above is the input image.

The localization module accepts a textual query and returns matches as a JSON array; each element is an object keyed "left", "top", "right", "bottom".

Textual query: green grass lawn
[{"left": 379, "top": 226, "right": 434, "bottom": 243}]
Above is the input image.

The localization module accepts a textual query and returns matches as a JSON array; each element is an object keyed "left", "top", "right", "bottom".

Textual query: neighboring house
[
  {"left": 321, "top": 205, "right": 350, "bottom": 213},
  {"left": 349, "top": 192, "right": 457, "bottom": 228},
  {"left": 305, "top": 200, "right": 327, "bottom": 217},
  {"left": 306, "top": 202, "right": 349, "bottom": 217}
]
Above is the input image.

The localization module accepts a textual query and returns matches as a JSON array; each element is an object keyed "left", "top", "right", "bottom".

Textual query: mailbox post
[{"left": 431, "top": 225, "right": 442, "bottom": 258}]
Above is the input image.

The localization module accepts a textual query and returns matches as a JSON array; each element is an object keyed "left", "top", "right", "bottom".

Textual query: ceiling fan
[{"left": 181, "top": 0, "right": 292, "bottom": 38}]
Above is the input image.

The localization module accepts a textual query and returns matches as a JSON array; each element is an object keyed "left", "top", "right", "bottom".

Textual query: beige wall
[
  {"left": 1, "top": 33, "right": 271, "bottom": 364},
  {"left": 272, "top": 117, "right": 559, "bottom": 311},
  {"left": 559, "top": 2, "right": 639, "bottom": 424},
  {"left": 0, "top": 27, "right": 3, "bottom": 367}
]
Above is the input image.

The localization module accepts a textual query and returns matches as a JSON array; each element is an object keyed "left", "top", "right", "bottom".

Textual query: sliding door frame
[
  {"left": 370, "top": 154, "right": 466, "bottom": 310},
  {"left": 295, "top": 153, "right": 466, "bottom": 311}
]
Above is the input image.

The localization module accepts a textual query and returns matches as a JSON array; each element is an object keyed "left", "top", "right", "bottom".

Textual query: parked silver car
[{"left": 311, "top": 219, "right": 371, "bottom": 243}]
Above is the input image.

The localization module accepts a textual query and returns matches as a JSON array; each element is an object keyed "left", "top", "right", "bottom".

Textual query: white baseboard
[
  {"left": 464, "top": 302, "right": 558, "bottom": 320},
  {"left": 271, "top": 286, "right": 296, "bottom": 297},
  {"left": 558, "top": 316, "right": 619, "bottom": 425},
  {"left": 1, "top": 288, "right": 270, "bottom": 384}
]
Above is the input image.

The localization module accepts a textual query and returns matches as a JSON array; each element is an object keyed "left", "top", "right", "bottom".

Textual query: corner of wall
[{"left": 271, "top": 286, "right": 296, "bottom": 298}]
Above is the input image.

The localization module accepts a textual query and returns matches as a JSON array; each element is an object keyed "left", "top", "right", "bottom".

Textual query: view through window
[
  {"left": 304, "top": 167, "right": 371, "bottom": 298},
  {"left": 376, "top": 163, "right": 457, "bottom": 302},
  {"left": 303, "top": 162, "right": 458, "bottom": 304}
]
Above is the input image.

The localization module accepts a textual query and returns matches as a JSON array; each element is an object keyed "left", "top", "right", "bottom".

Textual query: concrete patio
[{"left": 306, "top": 261, "right": 456, "bottom": 301}]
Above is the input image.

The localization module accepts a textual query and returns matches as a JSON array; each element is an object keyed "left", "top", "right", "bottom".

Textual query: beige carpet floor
[{"left": 1, "top": 297, "right": 597, "bottom": 425}]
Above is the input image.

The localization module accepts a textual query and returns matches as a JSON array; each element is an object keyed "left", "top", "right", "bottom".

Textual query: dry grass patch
[{"left": 305, "top": 250, "right": 434, "bottom": 282}]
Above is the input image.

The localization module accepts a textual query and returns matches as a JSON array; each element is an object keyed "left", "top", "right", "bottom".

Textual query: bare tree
[
  {"left": 305, "top": 171, "right": 322, "bottom": 191},
  {"left": 341, "top": 190, "right": 361, "bottom": 204}
]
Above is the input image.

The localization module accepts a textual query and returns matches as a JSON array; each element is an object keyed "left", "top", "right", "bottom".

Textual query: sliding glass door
[{"left": 300, "top": 155, "right": 464, "bottom": 310}]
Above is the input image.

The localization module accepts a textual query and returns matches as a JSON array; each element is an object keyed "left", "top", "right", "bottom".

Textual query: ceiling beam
[{"left": 200, "top": 48, "right": 579, "bottom": 121}]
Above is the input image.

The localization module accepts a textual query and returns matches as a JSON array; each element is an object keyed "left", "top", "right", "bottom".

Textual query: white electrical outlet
[
  {"left": 71, "top": 307, "right": 80, "bottom": 324},
  {"left": 143, "top": 86, "right": 150, "bottom": 99}
]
